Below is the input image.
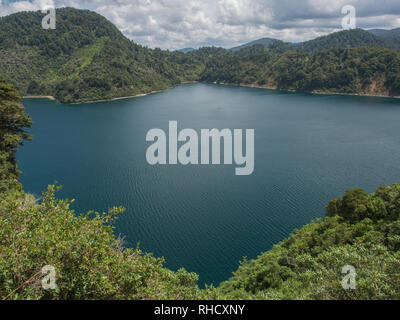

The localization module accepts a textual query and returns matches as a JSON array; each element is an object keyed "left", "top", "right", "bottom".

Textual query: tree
[{"left": 0, "top": 76, "right": 32, "bottom": 193}]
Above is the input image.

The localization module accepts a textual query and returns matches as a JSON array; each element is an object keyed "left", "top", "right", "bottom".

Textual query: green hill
[
  {"left": 232, "top": 29, "right": 400, "bottom": 54},
  {"left": 199, "top": 46, "right": 400, "bottom": 97},
  {"left": 295, "top": 29, "right": 400, "bottom": 52},
  {"left": 368, "top": 28, "right": 400, "bottom": 38},
  {"left": 200, "top": 29, "right": 400, "bottom": 98},
  {"left": 0, "top": 8, "right": 202, "bottom": 103}
]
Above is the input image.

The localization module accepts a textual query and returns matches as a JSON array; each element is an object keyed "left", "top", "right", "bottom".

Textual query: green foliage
[
  {"left": 326, "top": 188, "right": 389, "bottom": 222},
  {"left": 217, "top": 185, "right": 400, "bottom": 300},
  {"left": 2, "top": 9, "right": 400, "bottom": 103},
  {"left": 198, "top": 29, "right": 400, "bottom": 96},
  {"left": 295, "top": 29, "right": 400, "bottom": 52},
  {"left": 0, "top": 76, "right": 32, "bottom": 193},
  {"left": 0, "top": 185, "right": 201, "bottom": 300},
  {"left": 0, "top": 8, "right": 204, "bottom": 103},
  {"left": 232, "top": 29, "right": 400, "bottom": 54},
  {"left": 198, "top": 46, "right": 400, "bottom": 96}
]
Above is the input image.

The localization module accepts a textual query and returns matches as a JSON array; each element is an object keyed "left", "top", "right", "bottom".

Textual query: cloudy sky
[{"left": 1, "top": 0, "right": 400, "bottom": 49}]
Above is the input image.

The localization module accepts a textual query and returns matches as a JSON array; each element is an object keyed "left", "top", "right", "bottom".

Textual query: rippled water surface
[{"left": 19, "top": 83, "right": 400, "bottom": 286}]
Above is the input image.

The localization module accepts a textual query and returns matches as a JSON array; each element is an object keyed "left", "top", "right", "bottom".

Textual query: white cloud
[
  {"left": 1, "top": 0, "right": 400, "bottom": 49},
  {"left": 1, "top": 0, "right": 54, "bottom": 13}
]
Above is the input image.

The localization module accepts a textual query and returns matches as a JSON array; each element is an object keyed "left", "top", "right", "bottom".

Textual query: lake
[{"left": 18, "top": 83, "right": 400, "bottom": 286}]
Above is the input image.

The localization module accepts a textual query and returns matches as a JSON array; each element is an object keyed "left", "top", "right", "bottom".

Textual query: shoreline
[
  {"left": 310, "top": 90, "right": 400, "bottom": 99},
  {"left": 22, "top": 88, "right": 169, "bottom": 104},
  {"left": 22, "top": 82, "right": 400, "bottom": 104},
  {"left": 22, "top": 95, "right": 57, "bottom": 100},
  {"left": 232, "top": 83, "right": 400, "bottom": 100},
  {"left": 70, "top": 89, "right": 169, "bottom": 104}
]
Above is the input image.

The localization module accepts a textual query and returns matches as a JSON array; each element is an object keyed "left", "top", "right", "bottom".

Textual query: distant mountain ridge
[
  {"left": 230, "top": 37, "right": 277, "bottom": 52},
  {"left": 177, "top": 48, "right": 195, "bottom": 53},
  {"left": 368, "top": 28, "right": 400, "bottom": 38},
  {"left": 231, "top": 28, "right": 400, "bottom": 53},
  {"left": 294, "top": 29, "right": 400, "bottom": 52}
]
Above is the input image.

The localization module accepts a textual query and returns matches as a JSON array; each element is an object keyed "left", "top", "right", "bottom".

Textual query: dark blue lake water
[{"left": 18, "top": 83, "right": 400, "bottom": 286}]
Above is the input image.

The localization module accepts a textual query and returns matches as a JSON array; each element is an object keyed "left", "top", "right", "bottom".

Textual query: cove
[{"left": 18, "top": 83, "right": 400, "bottom": 287}]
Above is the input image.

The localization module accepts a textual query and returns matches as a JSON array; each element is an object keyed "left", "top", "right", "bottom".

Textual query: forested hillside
[
  {"left": 368, "top": 28, "right": 400, "bottom": 38},
  {"left": 0, "top": 76, "right": 32, "bottom": 193},
  {"left": 1, "top": 9, "right": 400, "bottom": 103},
  {"left": 195, "top": 29, "right": 400, "bottom": 98},
  {"left": 294, "top": 29, "right": 400, "bottom": 52},
  {"left": 228, "top": 29, "right": 400, "bottom": 53},
  {"left": 0, "top": 8, "right": 203, "bottom": 103},
  {"left": 199, "top": 45, "right": 400, "bottom": 97}
]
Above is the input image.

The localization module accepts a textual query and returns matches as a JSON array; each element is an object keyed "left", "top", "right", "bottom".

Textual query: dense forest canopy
[
  {"left": 199, "top": 46, "right": 400, "bottom": 96},
  {"left": 1, "top": 8, "right": 400, "bottom": 103},
  {"left": 0, "top": 76, "right": 32, "bottom": 193},
  {"left": 0, "top": 8, "right": 203, "bottom": 103},
  {"left": 289, "top": 29, "right": 400, "bottom": 52}
]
